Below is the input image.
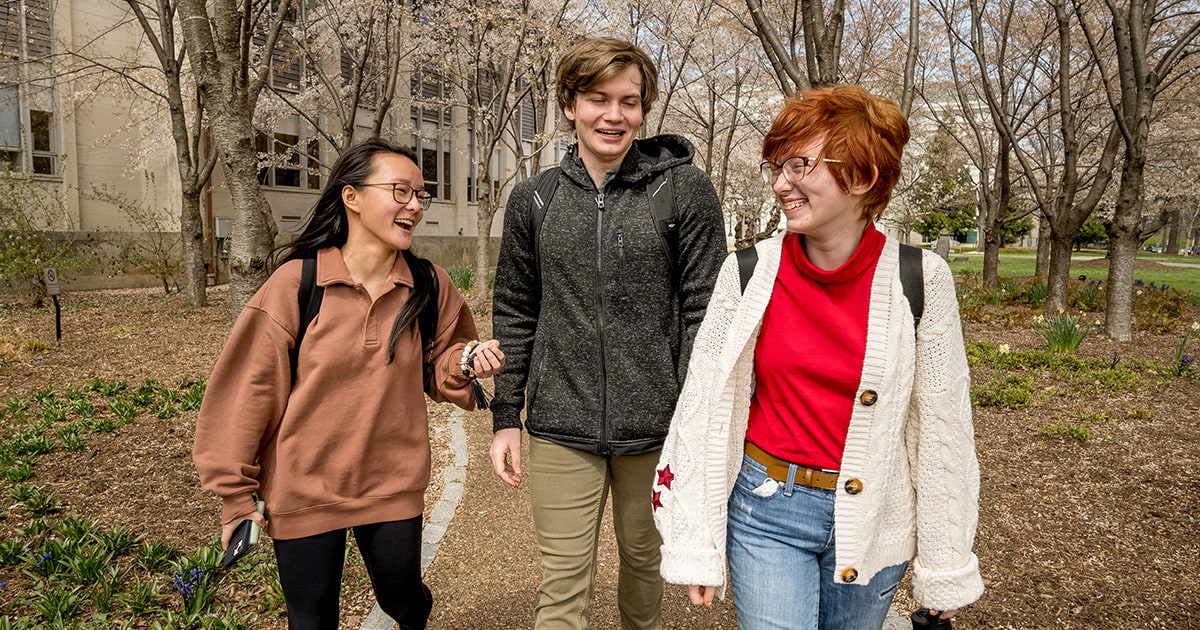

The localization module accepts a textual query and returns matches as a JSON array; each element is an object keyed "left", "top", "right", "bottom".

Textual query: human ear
[
  {"left": 848, "top": 165, "right": 879, "bottom": 196},
  {"left": 342, "top": 184, "right": 361, "bottom": 214}
]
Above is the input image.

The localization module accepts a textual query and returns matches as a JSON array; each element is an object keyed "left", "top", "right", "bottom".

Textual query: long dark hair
[{"left": 275, "top": 137, "right": 436, "bottom": 364}]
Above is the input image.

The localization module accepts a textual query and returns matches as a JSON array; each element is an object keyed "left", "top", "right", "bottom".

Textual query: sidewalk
[{"left": 363, "top": 408, "right": 907, "bottom": 629}]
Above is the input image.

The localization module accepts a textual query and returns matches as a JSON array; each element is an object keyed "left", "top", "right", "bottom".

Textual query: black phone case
[{"left": 220, "top": 518, "right": 254, "bottom": 567}]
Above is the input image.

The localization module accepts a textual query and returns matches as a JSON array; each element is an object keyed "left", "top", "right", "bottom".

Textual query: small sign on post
[
  {"left": 43, "top": 267, "right": 62, "bottom": 344},
  {"left": 43, "top": 267, "right": 60, "bottom": 296}
]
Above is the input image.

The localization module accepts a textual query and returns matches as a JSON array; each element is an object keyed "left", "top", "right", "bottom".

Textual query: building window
[
  {"left": 411, "top": 68, "right": 453, "bottom": 202},
  {"left": 0, "top": 0, "right": 57, "bottom": 175},
  {"left": 256, "top": 126, "right": 320, "bottom": 190}
]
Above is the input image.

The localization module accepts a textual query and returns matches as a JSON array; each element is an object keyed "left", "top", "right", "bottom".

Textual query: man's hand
[{"left": 489, "top": 427, "right": 522, "bottom": 487}]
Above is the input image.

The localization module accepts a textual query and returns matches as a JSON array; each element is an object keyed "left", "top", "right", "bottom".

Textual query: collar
[{"left": 316, "top": 247, "right": 413, "bottom": 288}]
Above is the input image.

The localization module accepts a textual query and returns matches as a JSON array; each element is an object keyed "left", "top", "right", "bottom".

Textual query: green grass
[{"left": 947, "top": 250, "right": 1200, "bottom": 301}]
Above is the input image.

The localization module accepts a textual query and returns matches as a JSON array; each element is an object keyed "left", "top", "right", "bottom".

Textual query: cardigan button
[
  {"left": 841, "top": 567, "right": 858, "bottom": 583},
  {"left": 844, "top": 479, "right": 863, "bottom": 495},
  {"left": 859, "top": 390, "right": 878, "bottom": 406}
]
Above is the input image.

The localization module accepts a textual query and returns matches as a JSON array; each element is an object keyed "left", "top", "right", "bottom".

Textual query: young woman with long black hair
[{"left": 194, "top": 137, "right": 503, "bottom": 630}]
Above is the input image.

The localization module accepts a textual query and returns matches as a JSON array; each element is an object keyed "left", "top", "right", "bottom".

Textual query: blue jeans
[{"left": 727, "top": 453, "right": 907, "bottom": 630}]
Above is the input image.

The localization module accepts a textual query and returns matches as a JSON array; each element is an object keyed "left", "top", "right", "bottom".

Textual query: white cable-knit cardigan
[{"left": 653, "top": 233, "right": 985, "bottom": 611}]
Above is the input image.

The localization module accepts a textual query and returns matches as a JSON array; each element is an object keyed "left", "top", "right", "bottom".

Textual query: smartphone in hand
[{"left": 220, "top": 500, "right": 265, "bottom": 568}]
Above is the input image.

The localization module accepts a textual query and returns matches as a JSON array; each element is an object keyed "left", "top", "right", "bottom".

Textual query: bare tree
[
  {"left": 928, "top": 0, "right": 1051, "bottom": 289},
  {"left": 176, "top": 0, "right": 292, "bottom": 318},
  {"left": 1075, "top": 0, "right": 1200, "bottom": 340},
  {"left": 118, "top": 0, "right": 217, "bottom": 308},
  {"left": 419, "top": 0, "right": 572, "bottom": 296},
  {"left": 261, "top": 0, "right": 418, "bottom": 156}
]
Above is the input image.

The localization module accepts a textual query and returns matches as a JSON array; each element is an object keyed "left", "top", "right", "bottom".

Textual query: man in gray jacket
[{"left": 489, "top": 37, "right": 726, "bottom": 629}]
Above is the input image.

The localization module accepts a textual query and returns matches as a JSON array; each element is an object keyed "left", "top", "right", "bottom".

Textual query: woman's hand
[
  {"left": 929, "top": 609, "right": 959, "bottom": 620},
  {"left": 469, "top": 340, "right": 505, "bottom": 378},
  {"left": 220, "top": 510, "right": 267, "bottom": 550},
  {"left": 686, "top": 584, "right": 715, "bottom": 607}
]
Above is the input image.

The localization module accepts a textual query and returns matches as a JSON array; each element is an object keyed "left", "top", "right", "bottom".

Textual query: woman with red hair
[{"left": 652, "top": 85, "right": 983, "bottom": 629}]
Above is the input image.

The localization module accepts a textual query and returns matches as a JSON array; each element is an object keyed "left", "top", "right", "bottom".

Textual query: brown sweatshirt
[{"left": 193, "top": 247, "right": 477, "bottom": 540}]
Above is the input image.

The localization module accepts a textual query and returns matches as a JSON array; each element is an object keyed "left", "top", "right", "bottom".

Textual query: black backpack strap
[
  {"left": 647, "top": 169, "right": 678, "bottom": 274},
  {"left": 528, "top": 167, "right": 561, "bottom": 254},
  {"left": 419, "top": 266, "right": 440, "bottom": 392},
  {"left": 898, "top": 243, "right": 924, "bottom": 332},
  {"left": 735, "top": 246, "right": 758, "bottom": 294},
  {"left": 291, "top": 257, "right": 324, "bottom": 383}
]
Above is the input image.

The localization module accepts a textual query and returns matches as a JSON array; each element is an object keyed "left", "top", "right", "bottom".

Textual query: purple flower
[
  {"left": 1182, "top": 355, "right": 1195, "bottom": 369},
  {"left": 36, "top": 551, "right": 52, "bottom": 567}
]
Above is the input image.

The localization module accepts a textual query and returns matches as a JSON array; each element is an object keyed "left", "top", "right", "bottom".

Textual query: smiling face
[
  {"left": 769, "top": 138, "right": 870, "bottom": 243},
  {"left": 342, "top": 152, "right": 425, "bottom": 254},
  {"left": 563, "top": 64, "right": 645, "bottom": 181}
]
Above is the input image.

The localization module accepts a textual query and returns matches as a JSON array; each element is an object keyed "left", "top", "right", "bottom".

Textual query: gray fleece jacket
[{"left": 491, "top": 134, "right": 727, "bottom": 456}]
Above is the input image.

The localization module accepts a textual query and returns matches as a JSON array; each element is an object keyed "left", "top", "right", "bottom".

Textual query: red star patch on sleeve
[
  {"left": 652, "top": 490, "right": 663, "bottom": 511},
  {"left": 656, "top": 465, "right": 674, "bottom": 489}
]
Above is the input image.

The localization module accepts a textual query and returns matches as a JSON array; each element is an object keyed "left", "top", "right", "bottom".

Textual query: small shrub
[
  {"left": 58, "top": 425, "right": 86, "bottom": 452},
  {"left": 116, "top": 580, "right": 165, "bottom": 616},
  {"left": 0, "top": 537, "right": 27, "bottom": 565},
  {"left": 1073, "top": 279, "right": 1105, "bottom": 311},
  {"left": 96, "top": 524, "right": 141, "bottom": 557},
  {"left": 21, "top": 485, "right": 64, "bottom": 517},
  {"left": 3, "top": 457, "right": 35, "bottom": 483},
  {"left": 60, "top": 516, "right": 103, "bottom": 544},
  {"left": 134, "top": 540, "right": 180, "bottom": 573},
  {"left": 30, "top": 583, "right": 85, "bottom": 622},
  {"left": 447, "top": 266, "right": 473, "bottom": 291},
  {"left": 68, "top": 398, "right": 95, "bottom": 419},
  {"left": 1169, "top": 322, "right": 1199, "bottom": 377},
  {"left": 1023, "top": 278, "right": 1048, "bottom": 307},
  {"left": 1033, "top": 311, "right": 1093, "bottom": 353},
  {"left": 973, "top": 374, "right": 1036, "bottom": 408},
  {"left": 152, "top": 402, "right": 179, "bottom": 419},
  {"left": 108, "top": 399, "right": 139, "bottom": 423},
  {"left": 180, "top": 382, "right": 206, "bottom": 411},
  {"left": 1041, "top": 422, "right": 1091, "bottom": 442}
]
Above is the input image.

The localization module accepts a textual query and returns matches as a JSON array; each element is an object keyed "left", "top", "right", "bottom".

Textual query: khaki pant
[{"left": 528, "top": 436, "right": 664, "bottom": 630}]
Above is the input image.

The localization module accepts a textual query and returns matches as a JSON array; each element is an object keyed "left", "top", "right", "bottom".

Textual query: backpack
[
  {"left": 734, "top": 241, "right": 925, "bottom": 331},
  {"left": 528, "top": 167, "right": 679, "bottom": 275},
  {"left": 290, "top": 257, "right": 441, "bottom": 387}
]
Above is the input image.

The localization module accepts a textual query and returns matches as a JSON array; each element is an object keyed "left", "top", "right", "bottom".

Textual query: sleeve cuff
[
  {"left": 659, "top": 543, "right": 726, "bottom": 588},
  {"left": 491, "top": 405, "right": 523, "bottom": 432},
  {"left": 912, "top": 553, "right": 985, "bottom": 611},
  {"left": 220, "top": 492, "right": 259, "bottom": 526}
]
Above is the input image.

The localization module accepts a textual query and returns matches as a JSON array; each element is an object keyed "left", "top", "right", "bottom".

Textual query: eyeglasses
[
  {"left": 760, "top": 156, "right": 843, "bottom": 185},
  {"left": 359, "top": 182, "right": 434, "bottom": 209}
]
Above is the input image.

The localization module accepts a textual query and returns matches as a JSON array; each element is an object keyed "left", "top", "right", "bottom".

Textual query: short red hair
[{"left": 762, "top": 85, "right": 910, "bottom": 222}]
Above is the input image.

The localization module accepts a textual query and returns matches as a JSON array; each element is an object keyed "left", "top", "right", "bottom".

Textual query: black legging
[{"left": 273, "top": 517, "right": 432, "bottom": 630}]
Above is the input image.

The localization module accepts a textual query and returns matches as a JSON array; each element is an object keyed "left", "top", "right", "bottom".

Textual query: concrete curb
[{"left": 360, "top": 407, "right": 468, "bottom": 630}]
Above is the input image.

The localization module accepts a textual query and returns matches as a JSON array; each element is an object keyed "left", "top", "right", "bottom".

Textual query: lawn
[{"left": 946, "top": 249, "right": 1200, "bottom": 299}]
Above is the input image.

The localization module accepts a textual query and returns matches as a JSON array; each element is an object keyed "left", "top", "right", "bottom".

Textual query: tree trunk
[
  {"left": 1035, "top": 213, "right": 1051, "bottom": 281},
  {"left": 180, "top": 188, "right": 207, "bottom": 307},
  {"left": 1046, "top": 232, "right": 1076, "bottom": 313},
  {"left": 215, "top": 122, "right": 277, "bottom": 317},
  {"left": 1165, "top": 208, "right": 1180, "bottom": 255},
  {"left": 1103, "top": 158, "right": 1146, "bottom": 342},
  {"left": 473, "top": 193, "right": 498, "bottom": 298}
]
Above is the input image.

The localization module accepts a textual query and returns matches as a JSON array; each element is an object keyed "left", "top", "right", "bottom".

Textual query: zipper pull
[{"left": 596, "top": 192, "right": 605, "bottom": 210}]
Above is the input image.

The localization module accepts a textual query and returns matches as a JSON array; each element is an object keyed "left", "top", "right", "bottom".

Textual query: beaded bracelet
[{"left": 460, "top": 340, "right": 481, "bottom": 378}]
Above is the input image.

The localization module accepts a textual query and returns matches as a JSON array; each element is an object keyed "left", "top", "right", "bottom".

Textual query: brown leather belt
[{"left": 744, "top": 441, "right": 839, "bottom": 490}]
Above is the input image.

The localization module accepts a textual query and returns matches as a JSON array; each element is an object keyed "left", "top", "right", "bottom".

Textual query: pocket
[
  {"left": 527, "top": 353, "right": 547, "bottom": 408},
  {"left": 732, "top": 455, "right": 782, "bottom": 500}
]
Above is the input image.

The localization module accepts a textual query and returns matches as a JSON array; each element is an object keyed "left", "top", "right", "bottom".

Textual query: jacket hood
[{"left": 561, "top": 134, "right": 696, "bottom": 189}]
